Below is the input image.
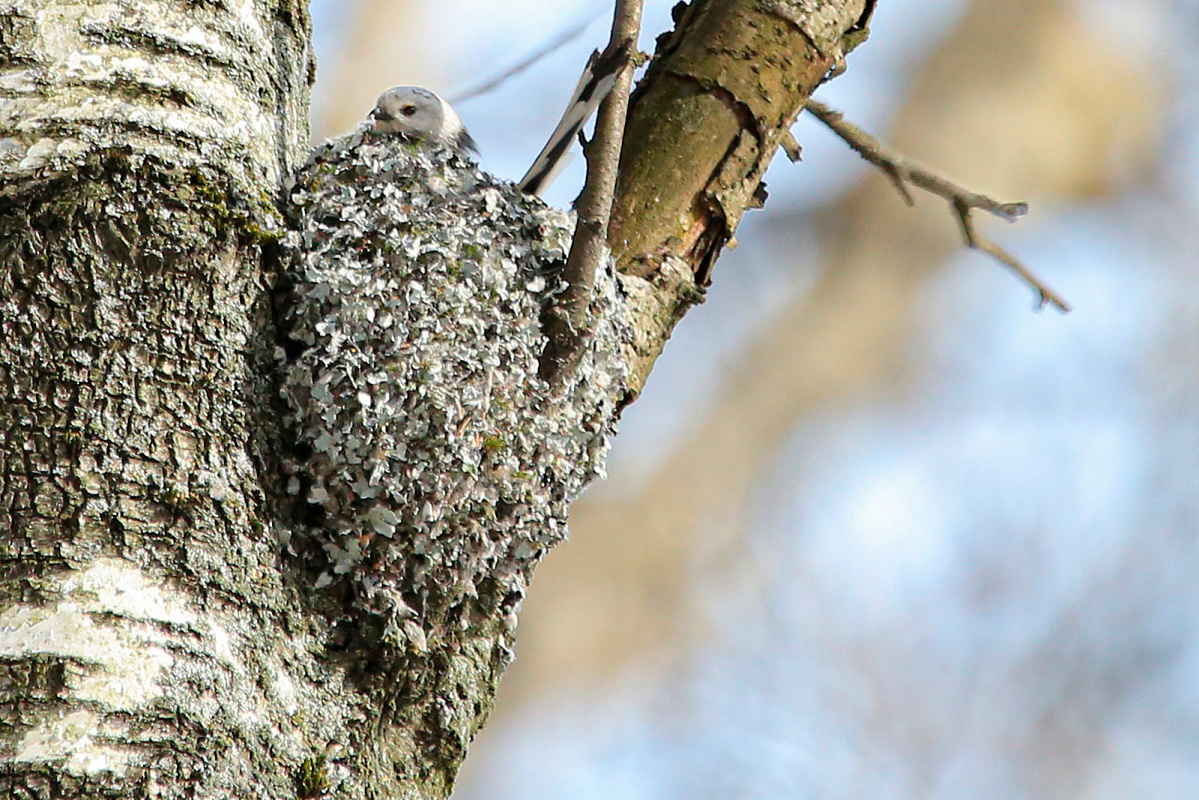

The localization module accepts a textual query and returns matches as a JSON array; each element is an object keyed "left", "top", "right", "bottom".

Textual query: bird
[{"left": 366, "top": 44, "right": 629, "bottom": 197}]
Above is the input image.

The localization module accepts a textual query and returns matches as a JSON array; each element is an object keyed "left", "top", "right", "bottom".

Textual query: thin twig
[
  {"left": 804, "top": 97, "right": 1070, "bottom": 313},
  {"left": 449, "top": 12, "right": 602, "bottom": 105},
  {"left": 540, "top": 0, "right": 644, "bottom": 382}
]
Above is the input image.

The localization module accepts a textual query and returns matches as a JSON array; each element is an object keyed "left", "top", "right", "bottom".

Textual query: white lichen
[{"left": 279, "top": 128, "right": 629, "bottom": 652}]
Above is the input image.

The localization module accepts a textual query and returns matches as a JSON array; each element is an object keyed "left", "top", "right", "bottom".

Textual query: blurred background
[{"left": 310, "top": 0, "right": 1199, "bottom": 796}]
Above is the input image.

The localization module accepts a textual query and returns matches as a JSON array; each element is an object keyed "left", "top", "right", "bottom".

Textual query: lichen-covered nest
[{"left": 278, "top": 129, "right": 628, "bottom": 651}]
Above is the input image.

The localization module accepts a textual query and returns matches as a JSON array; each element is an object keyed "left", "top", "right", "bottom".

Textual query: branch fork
[{"left": 804, "top": 98, "right": 1071, "bottom": 313}]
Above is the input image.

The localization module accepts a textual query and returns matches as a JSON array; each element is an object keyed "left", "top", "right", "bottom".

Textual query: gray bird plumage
[{"left": 369, "top": 86, "right": 479, "bottom": 155}]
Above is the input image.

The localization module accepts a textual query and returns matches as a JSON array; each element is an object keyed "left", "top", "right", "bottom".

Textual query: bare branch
[
  {"left": 780, "top": 130, "right": 803, "bottom": 163},
  {"left": 540, "top": 0, "right": 643, "bottom": 382},
  {"left": 449, "top": 13, "right": 600, "bottom": 104},
  {"left": 804, "top": 98, "right": 1070, "bottom": 313},
  {"left": 953, "top": 199, "right": 1071, "bottom": 312}
]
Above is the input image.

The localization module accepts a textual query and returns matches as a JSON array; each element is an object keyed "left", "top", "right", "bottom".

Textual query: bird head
[{"left": 370, "top": 86, "right": 477, "bottom": 155}]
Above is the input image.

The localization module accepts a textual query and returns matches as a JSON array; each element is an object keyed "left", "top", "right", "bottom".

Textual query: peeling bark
[{"left": 610, "top": 0, "right": 868, "bottom": 393}]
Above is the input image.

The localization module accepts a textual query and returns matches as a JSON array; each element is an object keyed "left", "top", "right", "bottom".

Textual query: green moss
[
  {"left": 842, "top": 25, "right": 871, "bottom": 54},
  {"left": 178, "top": 166, "right": 283, "bottom": 246},
  {"left": 244, "top": 218, "right": 282, "bottom": 245},
  {"left": 151, "top": 484, "right": 199, "bottom": 517},
  {"left": 294, "top": 754, "right": 329, "bottom": 798}
]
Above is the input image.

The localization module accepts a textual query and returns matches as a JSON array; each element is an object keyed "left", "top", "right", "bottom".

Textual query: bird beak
[{"left": 370, "top": 107, "right": 394, "bottom": 122}]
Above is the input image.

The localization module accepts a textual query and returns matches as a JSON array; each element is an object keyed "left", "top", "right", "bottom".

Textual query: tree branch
[
  {"left": 605, "top": 0, "right": 867, "bottom": 395},
  {"left": 539, "top": 0, "right": 643, "bottom": 383},
  {"left": 804, "top": 98, "right": 1071, "bottom": 312}
]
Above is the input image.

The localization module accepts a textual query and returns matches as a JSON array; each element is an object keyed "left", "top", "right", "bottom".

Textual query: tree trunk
[{"left": 0, "top": 0, "right": 867, "bottom": 797}]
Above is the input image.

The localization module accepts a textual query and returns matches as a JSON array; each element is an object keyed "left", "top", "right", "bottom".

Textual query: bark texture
[
  {"left": 611, "top": 0, "right": 870, "bottom": 392},
  {"left": 0, "top": 1, "right": 335, "bottom": 797},
  {"left": 0, "top": 0, "right": 873, "bottom": 797}
]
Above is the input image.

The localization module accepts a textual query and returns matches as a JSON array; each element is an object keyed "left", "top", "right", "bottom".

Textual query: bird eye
[{"left": 401, "top": 105, "right": 417, "bottom": 117}]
